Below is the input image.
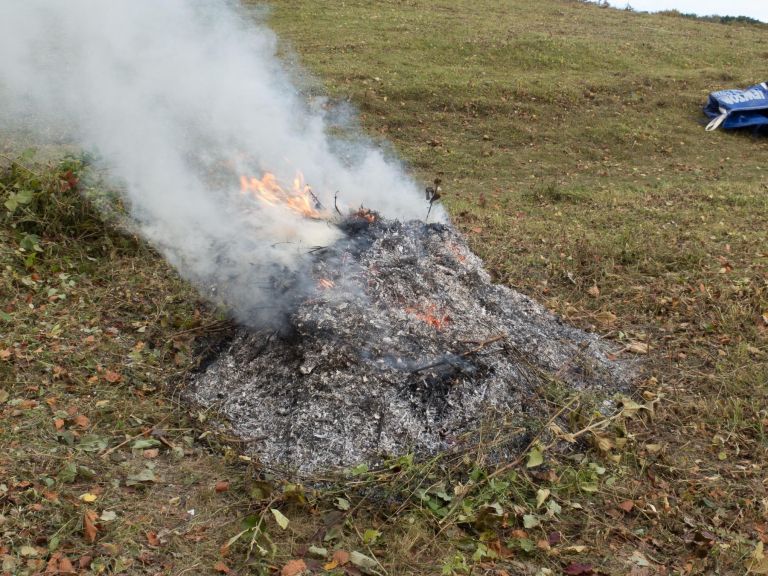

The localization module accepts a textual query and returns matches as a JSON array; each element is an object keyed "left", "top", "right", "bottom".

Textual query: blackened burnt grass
[{"left": 1, "top": 0, "right": 767, "bottom": 574}]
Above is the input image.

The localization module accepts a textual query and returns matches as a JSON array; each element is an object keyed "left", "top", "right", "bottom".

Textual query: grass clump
[{"left": 1, "top": 150, "right": 109, "bottom": 242}]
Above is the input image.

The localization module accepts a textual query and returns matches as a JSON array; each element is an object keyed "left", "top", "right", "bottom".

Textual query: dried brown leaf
[
  {"left": 73, "top": 414, "right": 90, "bottom": 428},
  {"left": 104, "top": 370, "right": 122, "bottom": 383},
  {"left": 627, "top": 341, "right": 649, "bottom": 354},
  {"left": 280, "top": 559, "right": 307, "bottom": 576},
  {"left": 146, "top": 531, "right": 161, "bottom": 547},
  {"left": 618, "top": 500, "right": 635, "bottom": 513},
  {"left": 83, "top": 509, "right": 98, "bottom": 543},
  {"left": 332, "top": 549, "right": 350, "bottom": 566}
]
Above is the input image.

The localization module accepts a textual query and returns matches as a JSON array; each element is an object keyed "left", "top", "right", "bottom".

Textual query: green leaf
[
  {"left": 536, "top": 488, "right": 550, "bottom": 508},
  {"left": 19, "top": 147, "right": 37, "bottom": 162},
  {"left": 335, "top": 497, "right": 351, "bottom": 511},
  {"left": 516, "top": 538, "right": 535, "bottom": 552},
  {"left": 77, "top": 434, "right": 108, "bottom": 452},
  {"left": 547, "top": 499, "right": 562, "bottom": 515},
  {"left": 323, "top": 524, "right": 343, "bottom": 542},
  {"left": 126, "top": 467, "right": 157, "bottom": 486},
  {"left": 57, "top": 462, "right": 78, "bottom": 483},
  {"left": 589, "top": 462, "right": 606, "bottom": 475},
  {"left": 523, "top": 514, "right": 540, "bottom": 528},
  {"left": 433, "top": 489, "right": 452, "bottom": 502},
  {"left": 308, "top": 546, "right": 327, "bottom": 558},
  {"left": 132, "top": 438, "right": 161, "bottom": 450},
  {"left": 270, "top": 508, "right": 289, "bottom": 530},
  {"left": 526, "top": 446, "right": 544, "bottom": 468},
  {"left": 19, "top": 234, "right": 40, "bottom": 251},
  {"left": 363, "top": 529, "right": 381, "bottom": 545},
  {"left": 15, "top": 189, "right": 33, "bottom": 205},
  {"left": 48, "top": 535, "right": 60, "bottom": 552},
  {"left": 579, "top": 481, "right": 599, "bottom": 493},
  {"left": 349, "top": 463, "right": 369, "bottom": 476},
  {"left": 249, "top": 481, "right": 273, "bottom": 500}
]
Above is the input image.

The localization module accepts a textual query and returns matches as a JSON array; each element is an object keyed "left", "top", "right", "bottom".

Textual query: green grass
[{"left": 2, "top": 0, "right": 768, "bottom": 574}]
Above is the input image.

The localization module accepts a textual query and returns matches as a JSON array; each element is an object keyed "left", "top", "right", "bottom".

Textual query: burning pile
[{"left": 187, "top": 186, "right": 633, "bottom": 473}]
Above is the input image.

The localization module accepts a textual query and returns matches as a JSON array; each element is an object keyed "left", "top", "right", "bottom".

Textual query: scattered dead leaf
[
  {"left": 104, "top": 370, "right": 122, "bottom": 383},
  {"left": 215, "top": 480, "right": 230, "bottom": 493},
  {"left": 73, "top": 414, "right": 90, "bottom": 428},
  {"left": 627, "top": 341, "right": 649, "bottom": 354},
  {"left": 281, "top": 559, "right": 307, "bottom": 576},
  {"left": 45, "top": 552, "right": 76, "bottom": 575},
  {"left": 618, "top": 500, "right": 634, "bottom": 513},
  {"left": 595, "top": 310, "right": 617, "bottom": 326},
  {"left": 83, "top": 509, "right": 98, "bottom": 543},
  {"left": 333, "top": 550, "right": 350, "bottom": 566},
  {"left": 146, "top": 531, "right": 161, "bottom": 547}
]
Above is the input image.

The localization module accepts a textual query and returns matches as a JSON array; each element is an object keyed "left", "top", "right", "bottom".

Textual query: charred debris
[{"left": 187, "top": 203, "right": 634, "bottom": 474}]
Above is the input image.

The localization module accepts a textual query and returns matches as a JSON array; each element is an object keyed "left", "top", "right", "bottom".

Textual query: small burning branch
[{"left": 425, "top": 177, "right": 442, "bottom": 222}]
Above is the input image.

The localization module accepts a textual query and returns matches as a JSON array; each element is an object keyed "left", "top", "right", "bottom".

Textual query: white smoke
[{"left": 0, "top": 0, "right": 443, "bottom": 326}]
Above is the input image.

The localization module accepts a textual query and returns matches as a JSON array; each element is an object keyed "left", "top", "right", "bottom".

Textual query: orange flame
[
  {"left": 355, "top": 208, "right": 376, "bottom": 223},
  {"left": 240, "top": 171, "right": 323, "bottom": 218},
  {"left": 406, "top": 303, "right": 451, "bottom": 330}
]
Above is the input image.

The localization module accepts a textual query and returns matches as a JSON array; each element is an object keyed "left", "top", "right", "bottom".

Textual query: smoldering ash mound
[{"left": 187, "top": 210, "right": 634, "bottom": 474}]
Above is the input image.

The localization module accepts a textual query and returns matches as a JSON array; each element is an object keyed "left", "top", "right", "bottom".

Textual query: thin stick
[
  {"left": 425, "top": 200, "right": 434, "bottom": 222},
  {"left": 0, "top": 153, "right": 42, "bottom": 178},
  {"left": 308, "top": 187, "right": 323, "bottom": 210},
  {"left": 410, "top": 333, "right": 507, "bottom": 373},
  {"left": 334, "top": 192, "right": 342, "bottom": 216},
  {"left": 99, "top": 415, "right": 171, "bottom": 459},
  {"left": 153, "top": 431, "right": 177, "bottom": 450},
  {"left": 168, "top": 319, "right": 233, "bottom": 339}
]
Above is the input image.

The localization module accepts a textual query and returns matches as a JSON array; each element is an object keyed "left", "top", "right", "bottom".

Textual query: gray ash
[{"left": 186, "top": 213, "right": 633, "bottom": 474}]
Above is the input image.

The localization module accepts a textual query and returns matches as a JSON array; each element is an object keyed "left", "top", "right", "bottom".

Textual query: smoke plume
[{"left": 0, "top": 0, "right": 441, "bottom": 326}]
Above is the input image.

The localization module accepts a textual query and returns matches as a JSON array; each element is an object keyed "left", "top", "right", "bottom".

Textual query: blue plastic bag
[{"left": 704, "top": 82, "right": 768, "bottom": 131}]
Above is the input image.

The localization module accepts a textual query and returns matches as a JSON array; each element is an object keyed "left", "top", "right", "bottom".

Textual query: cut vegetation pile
[{"left": 2, "top": 1, "right": 767, "bottom": 574}]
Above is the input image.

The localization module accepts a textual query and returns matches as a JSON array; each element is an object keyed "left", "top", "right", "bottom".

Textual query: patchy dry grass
[{"left": 2, "top": 0, "right": 768, "bottom": 575}]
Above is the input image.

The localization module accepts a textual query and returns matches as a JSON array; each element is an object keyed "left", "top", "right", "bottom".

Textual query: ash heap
[{"left": 187, "top": 211, "right": 633, "bottom": 473}]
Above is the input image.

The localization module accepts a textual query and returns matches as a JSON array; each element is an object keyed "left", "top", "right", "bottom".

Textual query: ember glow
[
  {"left": 240, "top": 171, "right": 324, "bottom": 219},
  {"left": 317, "top": 278, "right": 335, "bottom": 290},
  {"left": 406, "top": 303, "right": 451, "bottom": 330}
]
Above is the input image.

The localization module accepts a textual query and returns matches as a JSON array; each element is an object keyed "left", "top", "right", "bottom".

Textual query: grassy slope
[{"left": 2, "top": 0, "right": 767, "bottom": 574}]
